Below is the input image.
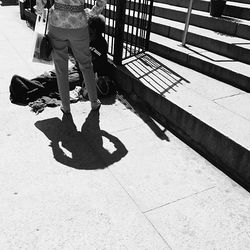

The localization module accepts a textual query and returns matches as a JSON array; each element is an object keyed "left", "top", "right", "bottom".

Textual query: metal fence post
[
  {"left": 145, "top": 0, "right": 154, "bottom": 51},
  {"left": 113, "top": 0, "right": 126, "bottom": 65},
  {"left": 182, "top": 0, "right": 194, "bottom": 46}
]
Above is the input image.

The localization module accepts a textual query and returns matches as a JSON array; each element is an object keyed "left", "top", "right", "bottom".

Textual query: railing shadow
[
  {"left": 119, "top": 52, "right": 193, "bottom": 141},
  {"left": 35, "top": 110, "right": 128, "bottom": 170},
  {"left": 124, "top": 53, "right": 190, "bottom": 96}
]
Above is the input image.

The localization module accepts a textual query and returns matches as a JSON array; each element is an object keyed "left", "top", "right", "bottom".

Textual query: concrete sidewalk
[{"left": 1, "top": 5, "right": 250, "bottom": 250}]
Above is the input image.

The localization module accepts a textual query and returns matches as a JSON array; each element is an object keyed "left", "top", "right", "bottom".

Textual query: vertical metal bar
[
  {"left": 133, "top": 0, "right": 139, "bottom": 55},
  {"left": 108, "top": 0, "right": 114, "bottom": 56},
  {"left": 126, "top": 1, "right": 131, "bottom": 58},
  {"left": 140, "top": 0, "right": 146, "bottom": 50},
  {"left": 129, "top": 4, "right": 134, "bottom": 58},
  {"left": 113, "top": 0, "right": 126, "bottom": 64},
  {"left": 141, "top": 0, "right": 148, "bottom": 49},
  {"left": 108, "top": 7, "right": 113, "bottom": 55},
  {"left": 111, "top": 1, "right": 116, "bottom": 56},
  {"left": 182, "top": 0, "right": 194, "bottom": 46},
  {"left": 107, "top": 0, "right": 116, "bottom": 57},
  {"left": 141, "top": 0, "right": 148, "bottom": 51},
  {"left": 134, "top": 0, "right": 142, "bottom": 53},
  {"left": 130, "top": 1, "right": 136, "bottom": 54},
  {"left": 145, "top": 0, "right": 153, "bottom": 51}
]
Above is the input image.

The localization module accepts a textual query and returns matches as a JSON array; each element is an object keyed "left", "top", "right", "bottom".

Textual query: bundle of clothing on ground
[
  {"left": 10, "top": 63, "right": 115, "bottom": 114},
  {"left": 10, "top": 66, "right": 74, "bottom": 114},
  {"left": 9, "top": 13, "right": 116, "bottom": 114}
]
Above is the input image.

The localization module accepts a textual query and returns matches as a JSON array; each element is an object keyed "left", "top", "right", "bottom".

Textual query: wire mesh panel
[
  {"left": 84, "top": 0, "right": 153, "bottom": 63},
  {"left": 123, "top": 0, "right": 153, "bottom": 60}
]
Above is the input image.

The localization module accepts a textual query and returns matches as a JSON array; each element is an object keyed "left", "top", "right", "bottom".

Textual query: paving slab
[
  {"left": 0, "top": 163, "right": 169, "bottom": 250},
  {"left": 146, "top": 183, "right": 250, "bottom": 250},
  {"left": 109, "top": 132, "right": 218, "bottom": 212}
]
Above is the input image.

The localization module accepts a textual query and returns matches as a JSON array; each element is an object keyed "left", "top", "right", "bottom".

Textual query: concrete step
[
  {"left": 151, "top": 17, "right": 250, "bottom": 65},
  {"left": 155, "top": 0, "right": 250, "bottom": 20},
  {"left": 148, "top": 34, "right": 250, "bottom": 92},
  {"left": 227, "top": 0, "right": 250, "bottom": 5},
  {"left": 229, "top": 0, "right": 250, "bottom": 4},
  {"left": 111, "top": 52, "right": 250, "bottom": 191},
  {"left": 154, "top": 3, "right": 250, "bottom": 40},
  {"left": 155, "top": 0, "right": 210, "bottom": 12},
  {"left": 224, "top": 1, "right": 250, "bottom": 20},
  {"left": 149, "top": 1, "right": 250, "bottom": 92}
]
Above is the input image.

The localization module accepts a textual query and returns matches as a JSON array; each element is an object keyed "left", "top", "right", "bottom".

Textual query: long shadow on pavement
[
  {"left": 117, "top": 93, "right": 170, "bottom": 142},
  {"left": 35, "top": 110, "right": 128, "bottom": 170}
]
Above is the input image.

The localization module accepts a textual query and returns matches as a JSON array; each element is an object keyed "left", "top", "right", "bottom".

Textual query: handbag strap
[
  {"left": 44, "top": 0, "right": 54, "bottom": 35},
  {"left": 44, "top": 10, "right": 49, "bottom": 36}
]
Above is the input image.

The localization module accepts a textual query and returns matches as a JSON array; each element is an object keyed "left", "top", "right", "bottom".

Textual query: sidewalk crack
[
  {"left": 143, "top": 185, "right": 216, "bottom": 214},
  {"left": 212, "top": 92, "right": 244, "bottom": 101}
]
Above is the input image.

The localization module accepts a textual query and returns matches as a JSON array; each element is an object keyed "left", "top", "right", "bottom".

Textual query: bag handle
[
  {"left": 44, "top": 10, "right": 49, "bottom": 36},
  {"left": 44, "top": 0, "right": 54, "bottom": 35}
]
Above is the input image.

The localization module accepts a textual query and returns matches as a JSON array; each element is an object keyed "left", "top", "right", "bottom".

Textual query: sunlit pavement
[{"left": 1, "top": 5, "right": 250, "bottom": 250}]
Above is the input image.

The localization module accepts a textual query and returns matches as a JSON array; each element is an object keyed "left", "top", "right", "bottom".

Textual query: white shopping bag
[{"left": 31, "top": 10, "right": 53, "bottom": 65}]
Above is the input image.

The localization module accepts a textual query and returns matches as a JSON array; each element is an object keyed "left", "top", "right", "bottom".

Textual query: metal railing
[
  {"left": 121, "top": 0, "right": 154, "bottom": 62},
  {"left": 21, "top": 0, "right": 194, "bottom": 63},
  {"left": 85, "top": 0, "right": 153, "bottom": 64}
]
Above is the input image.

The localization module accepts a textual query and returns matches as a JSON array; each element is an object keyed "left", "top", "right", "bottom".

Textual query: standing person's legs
[
  {"left": 48, "top": 26, "right": 70, "bottom": 112},
  {"left": 69, "top": 27, "right": 100, "bottom": 109}
]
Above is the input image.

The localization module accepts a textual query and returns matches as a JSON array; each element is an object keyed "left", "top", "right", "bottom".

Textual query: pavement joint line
[
  {"left": 142, "top": 185, "right": 217, "bottom": 214},
  {"left": 213, "top": 99, "right": 250, "bottom": 123},
  {"left": 212, "top": 92, "right": 246, "bottom": 101},
  {"left": 143, "top": 214, "right": 173, "bottom": 250},
  {"left": 107, "top": 167, "right": 172, "bottom": 249}
]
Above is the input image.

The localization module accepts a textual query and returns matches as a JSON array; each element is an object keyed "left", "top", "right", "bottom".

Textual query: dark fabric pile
[
  {"left": 28, "top": 96, "right": 61, "bottom": 114},
  {"left": 9, "top": 66, "right": 82, "bottom": 113}
]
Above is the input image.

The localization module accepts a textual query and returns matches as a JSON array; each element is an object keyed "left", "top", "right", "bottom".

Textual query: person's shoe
[
  {"left": 70, "top": 86, "right": 82, "bottom": 103},
  {"left": 91, "top": 99, "right": 101, "bottom": 111}
]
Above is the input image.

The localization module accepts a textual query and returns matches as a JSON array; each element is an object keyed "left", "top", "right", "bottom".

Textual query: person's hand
[
  {"left": 84, "top": 8, "right": 91, "bottom": 20},
  {"left": 89, "top": 0, "right": 106, "bottom": 16}
]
